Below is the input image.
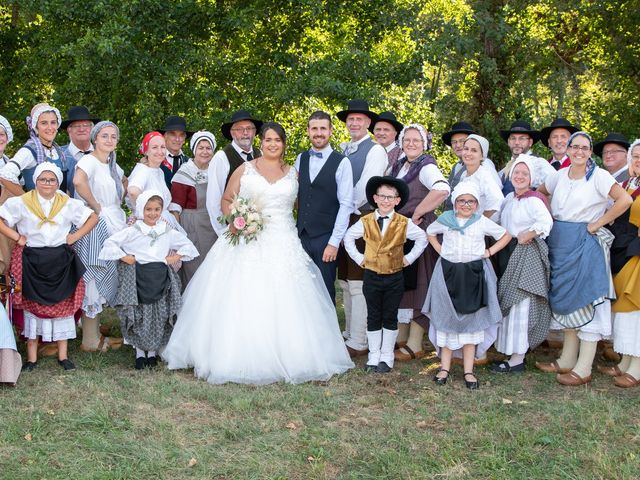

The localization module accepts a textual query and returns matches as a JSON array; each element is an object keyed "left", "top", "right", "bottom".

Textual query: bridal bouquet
[{"left": 217, "top": 195, "right": 264, "bottom": 246}]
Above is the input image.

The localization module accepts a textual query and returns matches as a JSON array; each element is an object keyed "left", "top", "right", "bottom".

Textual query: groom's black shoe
[{"left": 376, "top": 362, "right": 392, "bottom": 373}]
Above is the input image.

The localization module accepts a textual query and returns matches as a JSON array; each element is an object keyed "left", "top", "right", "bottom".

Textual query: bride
[{"left": 162, "top": 122, "right": 354, "bottom": 384}]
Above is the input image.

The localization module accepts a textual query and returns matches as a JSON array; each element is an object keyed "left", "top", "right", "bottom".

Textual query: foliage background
[{"left": 1, "top": 0, "right": 639, "bottom": 173}]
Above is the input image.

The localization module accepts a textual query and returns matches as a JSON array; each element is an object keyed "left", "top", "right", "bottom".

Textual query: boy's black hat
[{"left": 366, "top": 176, "right": 410, "bottom": 211}]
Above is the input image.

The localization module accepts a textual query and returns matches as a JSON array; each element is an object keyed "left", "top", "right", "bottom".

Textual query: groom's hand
[{"left": 322, "top": 245, "right": 338, "bottom": 262}]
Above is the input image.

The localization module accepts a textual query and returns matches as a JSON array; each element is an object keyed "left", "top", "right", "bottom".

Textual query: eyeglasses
[
  {"left": 402, "top": 138, "right": 423, "bottom": 145},
  {"left": 568, "top": 145, "right": 591, "bottom": 153},
  {"left": 602, "top": 149, "right": 626, "bottom": 156},
  {"left": 231, "top": 127, "right": 256, "bottom": 134},
  {"left": 374, "top": 194, "right": 398, "bottom": 201},
  {"left": 455, "top": 199, "right": 477, "bottom": 206},
  {"left": 36, "top": 177, "right": 58, "bottom": 185},
  {"left": 69, "top": 123, "right": 92, "bottom": 129}
]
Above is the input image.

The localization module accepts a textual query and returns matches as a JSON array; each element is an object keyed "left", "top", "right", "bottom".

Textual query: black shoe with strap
[
  {"left": 464, "top": 372, "right": 479, "bottom": 390},
  {"left": 22, "top": 361, "right": 37, "bottom": 372},
  {"left": 58, "top": 358, "right": 76, "bottom": 371},
  {"left": 433, "top": 369, "right": 449, "bottom": 385}
]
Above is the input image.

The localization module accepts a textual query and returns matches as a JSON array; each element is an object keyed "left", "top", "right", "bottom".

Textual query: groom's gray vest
[{"left": 297, "top": 150, "right": 344, "bottom": 238}]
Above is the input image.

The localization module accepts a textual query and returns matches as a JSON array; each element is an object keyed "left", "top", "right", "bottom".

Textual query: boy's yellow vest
[{"left": 362, "top": 213, "right": 408, "bottom": 274}]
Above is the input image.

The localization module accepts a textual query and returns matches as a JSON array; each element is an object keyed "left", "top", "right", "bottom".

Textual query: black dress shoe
[
  {"left": 433, "top": 369, "right": 449, "bottom": 385},
  {"left": 58, "top": 359, "right": 76, "bottom": 371},
  {"left": 146, "top": 356, "right": 158, "bottom": 368},
  {"left": 489, "top": 360, "right": 525, "bottom": 374},
  {"left": 21, "top": 361, "right": 37, "bottom": 372},
  {"left": 362, "top": 364, "right": 377, "bottom": 373},
  {"left": 376, "top": 361, "right": 391, "bottom": 373},
  {"left": 464, "top": 372, "right": 480, "bottom": 390},
  {"left": 135, "top": 357, "right": 147, "bottom": 370}
]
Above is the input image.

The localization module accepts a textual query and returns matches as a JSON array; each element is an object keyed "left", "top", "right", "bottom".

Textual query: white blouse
[
  {"left": 99, "top": 220, "right": 198, "bottom": 265},
  {"left": 544, "top": 167, "right": 616, "bottom": 223},
  {"left": 127, "top": 163, "right": 180, "bottom": 214},
  {"left": 459, "top": 165, "right": 504, "bottom": 216},
  {"left": 0, "top": 193, "right": 92, "bottom": 247},
  {"left": 0, "top": 147, "right": 60, "bottom": 184},
  {"left": 427, "top": 215, "right": 506, "bottom": 263},
  {"left": 500, "top": 194, "right": 553, "bottom": 238},
  {"left": 395, "top": 163, "right": 451, "bottom": 193},
  {"left": 75, "top": 154, "right": 126, "bottom": 235}
]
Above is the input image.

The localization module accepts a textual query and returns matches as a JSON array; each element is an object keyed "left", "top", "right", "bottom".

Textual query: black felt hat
[
  {"left": 593, "top": 132, "right": 631, "bottom": 158},
  {"left": 336, "top": 100, "right": 379, "bottom": 123},
  {"left": 221, "top": 110, "right": 263, "bottom": 141},
  {"left": 441, "top": 121, "right": 476, "bottom": 147},
  {"left": 539, "top": 118, "right": 579, "bottom": 148},
  {"left": 369, "top": 111, "right": 404, "bottom": 137},
  {"left": 365, "top": 176, "right": 410, "bottom": 211},
  {"left": 60, "top": 106, "right": 101, "bottom": 130},
  {"left": 499, "top": 120, "right": 540, "bottom": 143},
  {"left": 158, "top": 115, "right": 194, "bottom": 137}
]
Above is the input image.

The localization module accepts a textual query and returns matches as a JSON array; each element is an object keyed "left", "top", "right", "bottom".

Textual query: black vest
[
  {"left": 161, "top": 152, "right": 189, "bottom": 189},
  {"left": 297, "top": 150, "right": 344, "bottom": 237},
  {"left": 223, "top": 144, "right": 261, "bottom": 187}
]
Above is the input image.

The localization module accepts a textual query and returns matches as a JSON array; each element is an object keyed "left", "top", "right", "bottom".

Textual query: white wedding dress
[{"left": 162, "top": 163, "right": 354, "bottom": 384}]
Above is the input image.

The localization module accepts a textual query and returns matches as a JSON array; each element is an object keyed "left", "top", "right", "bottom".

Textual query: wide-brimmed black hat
[
  {"left": 221, "top": 110, "right": 263, "bottom": 141},
  {"left": 159, "top": 115, "right": 194, "bottom": 137},
  {"left": 441, "top": 121, "right": 476, "bottom": 147},
  {"left": 539, "top": 118, "right": 579, "bottom": 148},
  {"left": 336, "top": 99, "right": 379, "bottom": 123},
  {"left": 365, "top": 176, "right": 409, "bottom": 211},
  {"left": 499, "top": 120, "right": 540, "bottom": 143},
  {"left": 60, "top": 106, "right": 101, "bottom": 130},
  {"left": 369, "top": 111, "right": 404, "bottom": 137},
  {"left": 594, "top": 132, "right": 631, "bottom": 158}
]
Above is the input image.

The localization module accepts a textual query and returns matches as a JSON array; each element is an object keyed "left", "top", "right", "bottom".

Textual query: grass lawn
[{"left": 1, "top": 309, "right": 639, "bottom": 479}]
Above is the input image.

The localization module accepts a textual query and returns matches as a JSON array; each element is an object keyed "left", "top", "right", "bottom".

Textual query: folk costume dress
[
  {"left": 0, "top": 303, "right": 21, "bottom": 385},
  {"left": 457, "top": 165, "right": 504, "bottom": 220},
  {"left": 98, "top": 217, "right": 198, "bottom": 352},
  {"left": 423, "top": 213, "right": 505, "bottom": 358},
  {"left": 609, "top": 176, "right": 640, "bottom": 356},
  {"left": 0, "top": 191, "right": 92, "bottom": 342},
  {"left": 544, "top": 166, "right": 617, "bottom": 341},
  {"left": 170, "top": 159, "right": 217, "bottom": 287},
  {"left": 162, "top": 163, "right": 354, "bottom": 384},
  {"left": 391, "top": 153, "right": 449, "bottom": 327},
  {"left": 496, "top": 191, "right": 553, "bottom": 355},
  {"left": 127, "top": 163, "right": 184, "bottom": 233},
  {"left": 74, "top": 154, "right": 127, "bottom": 317}
]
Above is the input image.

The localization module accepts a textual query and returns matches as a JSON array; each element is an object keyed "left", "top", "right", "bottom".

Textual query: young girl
[
  {"left": 422, "top": 182, "right": 512, "bottom": 389},
  {"left": 0, "top": 162, "right": 98, "bottom": 371},
  {"left": 99, "top": 190, "right": 198, "bottom": 369}
]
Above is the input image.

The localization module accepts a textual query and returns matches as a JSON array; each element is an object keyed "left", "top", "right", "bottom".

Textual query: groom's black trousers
[{"left": 299, "top": 230, "right": 337, "bottom": 304}]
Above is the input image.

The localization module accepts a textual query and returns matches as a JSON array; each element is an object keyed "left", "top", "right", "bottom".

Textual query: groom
[{"left": 295, "top": 110, "right": 353, "bottom": 303}]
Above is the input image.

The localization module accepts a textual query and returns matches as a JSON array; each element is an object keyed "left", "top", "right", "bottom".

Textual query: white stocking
[
  {"left": 572, "top": 340, "right": 598, "bottom": 378},
  {"left": 556, "top": 329, "right": 579, "bottom": 370}
]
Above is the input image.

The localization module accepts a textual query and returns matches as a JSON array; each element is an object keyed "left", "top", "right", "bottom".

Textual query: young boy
[{"left": 343, "top": 176, "right": 427, "bottom": 373}]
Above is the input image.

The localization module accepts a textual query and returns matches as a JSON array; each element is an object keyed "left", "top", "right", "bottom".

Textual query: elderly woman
[
  {"left": 605, "top": 139, "right": 640, "bottom": 387},
  {"left": 456, "top": 134, "right": 503, "bottom": 220},
  {"left": 171, "top": 131, "right": 217, "bottom": 287},
  {"left": 490, "top": 155, "right": 553, "bottom": 373},
  {"left": 387, "top": 124, "right": 450, "bottom": 361},
  {"left": 73, "top": 121, "right": 127, "bottom": 352},
  {"left": 0, "top": 103, "right": 71, "bottom": 195},
  {"left": 536, "top": 132, "right": 632, "bottom": 386},
  {"left": 127, "top": 131, "right": 182, "bottom": 232}
]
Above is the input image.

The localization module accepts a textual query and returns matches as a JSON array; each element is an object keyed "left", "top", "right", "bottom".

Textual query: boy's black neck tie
[{"left": 377, "top": 216, "right": 388, "bottom": 231}]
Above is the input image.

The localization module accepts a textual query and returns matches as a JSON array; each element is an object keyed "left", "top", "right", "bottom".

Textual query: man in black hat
[
  {"left": 539, "top": 118, "right": 578, "bottom": 170},
  {"left": 206, "top": 109, "right": 263, "bottom": 236},
  {"left": 441, "top": 121, "right": 497, "bottom": 210},
  {"left": 499, "top": 119, "right": 554, "bottom": 195},
  {"left": 159, "top": 115, "right": 194, "bottom": 189},
  {"left": 371, "top": 111, "right": 404, "bottom": 172},
  {"left": 295, "top": 111, "right": 353, "bottom": 303},
  {"left": 61, "top": 106, "right": 101, "bottom": 197},
  {"left": 335, "top": 100, "right": 387, "bottom": 356},
  {"left": 595, "top": 133, "right": 631, "bottom": 183}
]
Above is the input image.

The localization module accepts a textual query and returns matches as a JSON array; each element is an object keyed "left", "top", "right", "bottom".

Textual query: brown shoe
[
  {"left": 596, "top": 364, "right": 623, "bottom": 377},
  {"left": 557, "top": 371, "right": 592, "bottom": 386},
  {"left": 614, "top": 372, "right": 640, "bottom": 388},
  {"left": 37, "top": 344, "right": 59, "bottom": 357},
  {"left": 394, "top": 346, "right": 426, "bottom": 362},
  {"left": 535, "top": 360, "right": 571, "bottom": 374},
  {"left": 345, "top": 345, "right": 368, "bottom": 358},
  {"left": 80, "top": 335, "right": 124, "bottom": 352},
  {"left": 602, "top": 347, "right": 621, "bottom": 362}
]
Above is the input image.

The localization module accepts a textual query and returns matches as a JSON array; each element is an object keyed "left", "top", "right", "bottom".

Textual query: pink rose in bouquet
[{"left": 233, "top": 216, "right": 247, "bottom": 230}]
